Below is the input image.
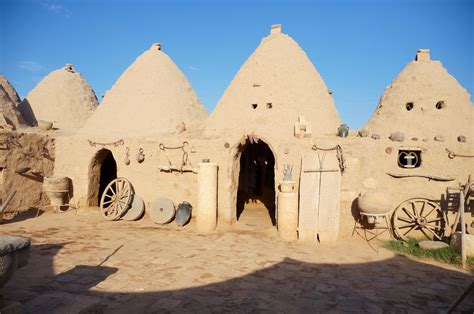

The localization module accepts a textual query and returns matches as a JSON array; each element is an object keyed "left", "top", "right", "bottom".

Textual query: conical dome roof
[
  {"left": 0, "top": 74, "right": 21, "bottom": 106},
  {"left": 81, "top": 43, "right": 208, "bottom": 137},
  {"left": 18, "top": 64, "right": 98, "bottom": 130},
  {"left": 206, "top": 25, "right": 341, "bottom": 138},
  {"left": 364, "top": 50, "right": 474, "bottom": 140},
  {"left": 0, "top": 85, "right": 27, "bottom": 130}
]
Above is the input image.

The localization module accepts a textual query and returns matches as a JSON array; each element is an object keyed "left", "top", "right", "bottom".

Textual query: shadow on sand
[
  {"left": 1, "top": 241, "right": 473, "bottom": 313},
  {"left": 1, "top": 208, "right": 45, "bottom": 225}
]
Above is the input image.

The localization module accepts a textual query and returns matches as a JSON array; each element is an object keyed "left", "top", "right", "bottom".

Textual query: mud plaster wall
[
  {"left": 55, "top": 135, "right": 205, "bottom": 210},
  {"left": 337, "top": 134, "right": 474, "bottom": 238},
  {"left": 54, "top": 132, "right": 309, "bottom": 222},
  {"left": 54, "top": 131, "right": 335, "bottom": 229},
  {"left": 0, "top": 131, "right": 55, "bottom": 212},
  {"left": 54, "top": 130, "right": 473, "bottom": 240}
]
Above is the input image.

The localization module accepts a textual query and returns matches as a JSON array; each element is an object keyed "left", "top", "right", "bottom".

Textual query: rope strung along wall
[
  {"left": 158, "top": 141, "right": 195, "bottom": 173},
  {"left": 445, "top": 148, "right": 474, "bottom": 159},
  {"left": 311, "top": 144, "right": 345, "bottom": 173},
  {"left": 87, "top": 139, "right": 124, "bottom": 148}
]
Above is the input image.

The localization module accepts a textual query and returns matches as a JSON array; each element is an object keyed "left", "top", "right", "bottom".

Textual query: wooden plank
[
  {"left": 303, "top": 169, "right": 340, "bottom": 173},
  {"left": 299, "top": 151, "right": 341, "bottom": 244},
  {"left": 317, "top": 152, "right": 341, "bottom": 243},
  {"left": 318, "top": 171, "right": 341, "bottom": 243},
  {"left": 298, "top": 154, "right": 319, "bottom": 242}
]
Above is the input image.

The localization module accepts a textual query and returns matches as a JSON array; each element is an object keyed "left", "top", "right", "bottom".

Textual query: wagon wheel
[
  {"left": 392, "top": 198, "right": 447, "bottom": 241},
  {"left": 100, "top": 178, "right": 133, "bottom": 221}
]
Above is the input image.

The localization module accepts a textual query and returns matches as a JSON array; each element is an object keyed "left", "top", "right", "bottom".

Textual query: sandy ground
[{"left": 0, "top": 207, "right": 473, "bottom": 313}]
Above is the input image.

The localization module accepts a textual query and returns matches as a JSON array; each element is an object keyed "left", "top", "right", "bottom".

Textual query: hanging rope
[
  {"left": 158, "top": 141, "right": 192, "bottom": 173},
  {"left": 445, "top": 148, "right": 474, "bottom": 159},
  {"left": 311, "top": 144, "right": 345, "bottom": 173},
  {"left": 88, "top": 139, "right": 124, "bottom": 148}
]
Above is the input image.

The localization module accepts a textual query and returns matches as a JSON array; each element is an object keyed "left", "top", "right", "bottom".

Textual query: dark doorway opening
[
  {"left": 99, "top": 152, "right": 117, "bottom": 204},
  {"left": 237, "top": 140, "right": 276, "bottom": 226},
  {"left": 88, "top": 149, "right": 117, "bottom": 206}
]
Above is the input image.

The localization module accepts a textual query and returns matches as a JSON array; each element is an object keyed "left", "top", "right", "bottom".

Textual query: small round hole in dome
[
  {"left": 406, "top": 102, "right": 414, "bottom": 111},
  {"left": 436, "top": 101, "right": 446, "bottom": 110}
]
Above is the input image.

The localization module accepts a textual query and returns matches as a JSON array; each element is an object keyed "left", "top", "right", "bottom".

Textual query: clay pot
[
  {"left": 356, "top": 192, "right": 393, "bottom": 215},
  {"left": 136, "top": 148, "right": 145, "bottom": 163},
  {"left": 124, "top": 157, "right": 130, "bottom": 165},
  {"left": 43, "top": 176, "right": 69, "bottom": 206},
  {"left": 338, "top": 124, "right": 349, "bottom": 138},
  {"left": 279, "top": 181, "right": 295, "bottom": 193}
]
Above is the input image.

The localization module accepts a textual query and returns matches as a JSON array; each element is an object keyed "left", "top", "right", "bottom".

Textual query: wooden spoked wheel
[
  {"left": 100, "top": 178, "right": 133, "bottom": 221},
  {"left": 392, "top": 198, "right": 447, "bottom": 241}
]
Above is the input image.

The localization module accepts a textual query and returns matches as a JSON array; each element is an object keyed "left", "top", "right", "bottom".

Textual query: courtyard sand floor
[{"left": 1, "top": 208, "right": 473, "bottom": 313}]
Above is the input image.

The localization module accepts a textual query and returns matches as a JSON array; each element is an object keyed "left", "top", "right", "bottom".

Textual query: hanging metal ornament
[
  {"left": 124, "top": 147, "right": 130, "bottom": 165},
  {"left": 136, "top": 148, "right": 145, "bottom": 163}
]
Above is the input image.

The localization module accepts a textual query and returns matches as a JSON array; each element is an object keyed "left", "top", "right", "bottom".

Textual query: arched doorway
[
  {"left": 87, "top": 149, "right": 117, "bottom": 206},
  {"left": 236, "top": 139, "right": 276, "bottom": 227}
]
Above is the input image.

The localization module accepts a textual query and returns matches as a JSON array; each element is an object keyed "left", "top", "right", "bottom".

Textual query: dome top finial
[
  {"left": 270, "top": 24, "right": 282, "bottom": 35},
  {"left": 151, "top": 43, "right": 162, "bottom": 51},
  {"left": 416, "top": 49, "right": 430, "bottom": 62}
]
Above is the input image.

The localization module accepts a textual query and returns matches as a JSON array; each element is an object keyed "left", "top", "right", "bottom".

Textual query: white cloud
[
  {"left": 18, "top": 61, "right": 44, "bottom": 73},
  {"left": 39, "top": 0, "right": 71, "bottom": 18},
  {"left": 188, "top": 66, "right": 200, "bottom": 71}
]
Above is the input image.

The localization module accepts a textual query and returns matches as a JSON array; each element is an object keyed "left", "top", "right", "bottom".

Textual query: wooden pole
[
  {"left": 0, "top": 191, "right": 16, "bottom": 213},
  {"left": 459, "top": 189, "right": 466, "bottom": 269}
]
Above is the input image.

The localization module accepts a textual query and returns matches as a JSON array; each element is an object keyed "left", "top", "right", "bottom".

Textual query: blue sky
[{"left": 1, "top": 0, "right": 472, "bottom": 129}]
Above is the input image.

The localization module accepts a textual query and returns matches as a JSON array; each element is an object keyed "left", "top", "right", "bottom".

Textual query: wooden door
[{"left": 298, "top": 151, "right": 341, "bottom": 243}]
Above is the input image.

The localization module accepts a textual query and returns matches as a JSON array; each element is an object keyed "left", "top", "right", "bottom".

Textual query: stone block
[
  {"left": 294, "top": 116, "right": 312, "bottom": 139},
  {"left": 418, "top": 240, "right": 449, "bottom": 250},
  {"left": 389, "top": 132, "right": 405, "bottom": 142},
  {"left": 451, "top": 231, "right": 474, "bottom": 257}
]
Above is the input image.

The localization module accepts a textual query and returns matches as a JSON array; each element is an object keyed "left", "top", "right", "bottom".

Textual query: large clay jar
[
  {"left": 0, "top": 236, "right": 30, "bottom": 288},
  {"left": 43, "top": 176, "right": 70, "bottom": 206},
  {"left": 356, "top": 192, "right": 393, "bottom": 215}
]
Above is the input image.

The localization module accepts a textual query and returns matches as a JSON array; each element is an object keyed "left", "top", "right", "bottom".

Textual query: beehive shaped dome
[
  {"left": 0, "top": 85, "right": 27, "bottom": 130},
  {"left": 18, "top": 64, "right": 98, "bottom": 130},
  {"left": 81, "top": 43, "right": 208, "bottom": 137},
  {"left": 206, "top": 25, "right": 341, "bottom": 138},
  {"left": 0, "top": 74, "right": 21, "bottom": 106},
  {"left": 364, "top": 50, "right": 474, "bottom": 140}
]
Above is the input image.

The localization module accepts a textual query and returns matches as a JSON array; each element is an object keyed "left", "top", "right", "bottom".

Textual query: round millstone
[
  {"left": 122, "top": 194, "right": 145, "bottom": 221},
  {"left": 418, "top": 240, "right": 449, "bottom": 250},
  {"left": 149, "top": 197, "right": 175, "bottom": 224}
]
